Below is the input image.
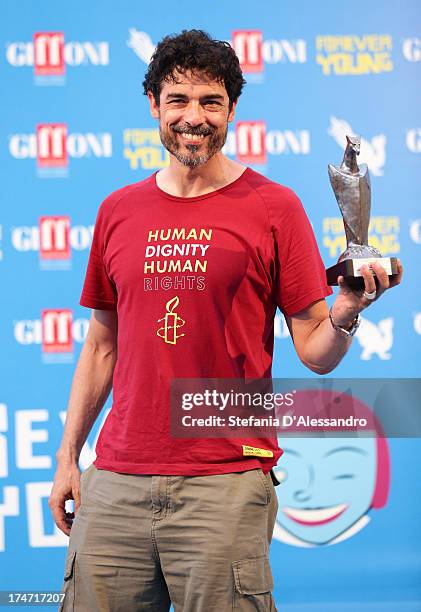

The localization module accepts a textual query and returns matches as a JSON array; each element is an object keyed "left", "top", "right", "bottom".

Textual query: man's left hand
[{"left": 331, "top": 259, "right": 403, "bottom": 327}]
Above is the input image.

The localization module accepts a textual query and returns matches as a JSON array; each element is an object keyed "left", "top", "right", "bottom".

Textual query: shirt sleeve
[
  {"left": 80, "top": 200, "right": 117, "bottom": 310},
  {"left": 267, "top": 185, "right": 333, "bottom": 316}
]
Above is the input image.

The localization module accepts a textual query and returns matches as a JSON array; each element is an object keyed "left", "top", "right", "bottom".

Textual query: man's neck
[{"left": 155, "top": 153, "right": 247, "bottom": 198}]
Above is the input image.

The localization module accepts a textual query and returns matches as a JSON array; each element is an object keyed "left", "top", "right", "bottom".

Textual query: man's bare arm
[
  {"left": 285, "top": 299, "right": 353, "bottom": 375},
  {"left": 48, "top": 309, "right": 117, "bottom": 535}
]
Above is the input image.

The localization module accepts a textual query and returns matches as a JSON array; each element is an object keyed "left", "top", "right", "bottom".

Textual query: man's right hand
[{"left": 48, "top": 463, "right": 82, "bottom": 536}]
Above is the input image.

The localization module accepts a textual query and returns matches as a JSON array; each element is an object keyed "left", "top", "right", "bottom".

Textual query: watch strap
[{"left": 329, "top": 306, "right": 361, "bottom": 337}]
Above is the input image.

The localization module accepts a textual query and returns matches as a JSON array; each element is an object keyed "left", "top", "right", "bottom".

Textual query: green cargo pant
[{"left": 59, "top": 464, "right": 279, "bottom": 611}]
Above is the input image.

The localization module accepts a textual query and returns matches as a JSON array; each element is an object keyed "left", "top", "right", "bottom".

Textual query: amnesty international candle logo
[
  {"left": 144, "top": 227, "right": 213, "bottom": 292},
  {"left": 157, "top": 296, "right": 186, "bottom": 344}
]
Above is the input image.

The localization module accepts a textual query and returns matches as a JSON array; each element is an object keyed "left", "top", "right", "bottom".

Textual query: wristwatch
[{"left": 328, "top": 306, "right": 361, "bottom": 338}]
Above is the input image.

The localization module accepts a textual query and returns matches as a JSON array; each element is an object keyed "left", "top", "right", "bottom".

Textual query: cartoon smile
[{"left": 283, "top": 503, "right": 348, "bottom": 526}]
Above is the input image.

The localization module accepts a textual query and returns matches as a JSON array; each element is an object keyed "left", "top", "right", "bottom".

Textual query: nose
[
  {"left": 292, "top": 463, "right": 315, "bottom": 504},
  {"left": 183, "top": 102, "right": 205, "bottom": 127}
]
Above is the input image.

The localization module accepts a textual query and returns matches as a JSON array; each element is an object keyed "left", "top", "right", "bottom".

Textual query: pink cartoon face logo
[{"left": 272, "top": 390, "right": 390, "bottom": 547}]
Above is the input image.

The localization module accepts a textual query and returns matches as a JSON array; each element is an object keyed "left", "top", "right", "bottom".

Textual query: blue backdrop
[{"left": 1, "top": 1, "right": 420, "bottom": 610}]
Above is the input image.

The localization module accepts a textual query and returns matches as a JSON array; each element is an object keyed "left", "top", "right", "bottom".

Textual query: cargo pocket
[
  {"left": 232, "top": 555, "right": 276, "bottom": 611},
  {"left": 59, "top": 549, "right": 76, "bottom": 611}
]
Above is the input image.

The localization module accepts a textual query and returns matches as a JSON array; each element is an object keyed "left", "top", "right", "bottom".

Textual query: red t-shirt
[{"left": 80, "top": 167, "right": 332, "bottom": 475}]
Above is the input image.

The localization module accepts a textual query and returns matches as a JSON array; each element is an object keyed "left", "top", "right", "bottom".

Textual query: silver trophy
[{"left": 326, "top": 135, "right": 398, "bottom": 288}]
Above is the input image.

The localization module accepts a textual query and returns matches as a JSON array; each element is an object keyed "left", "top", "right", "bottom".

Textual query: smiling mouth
[
  {"left": 283, "top": 503, "right": 348, "bottom": 525},
  {"left": 177, "top": 132, "right": 207, "bottom": 143}
]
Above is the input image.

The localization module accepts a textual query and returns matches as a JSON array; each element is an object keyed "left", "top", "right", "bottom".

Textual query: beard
[{"left": 159, "top": 121, "right": 228, "bottom": 167}]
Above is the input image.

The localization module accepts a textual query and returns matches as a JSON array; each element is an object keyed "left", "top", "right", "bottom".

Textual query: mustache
[{"left": 172, "top": 124, "right": 214, "bottom": 136}]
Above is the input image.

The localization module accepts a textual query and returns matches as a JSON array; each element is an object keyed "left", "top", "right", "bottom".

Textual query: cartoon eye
[
  {"left": 333, "top": 474, "right": 355, "bottom": 480},
  {"left": 274, "top": 468, "right": 288, "bottom": 482}
]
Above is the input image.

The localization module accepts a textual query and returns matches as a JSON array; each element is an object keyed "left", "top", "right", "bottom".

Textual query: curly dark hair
[{"left": 143, "top": 29, "right": 246, "bottom": 110}]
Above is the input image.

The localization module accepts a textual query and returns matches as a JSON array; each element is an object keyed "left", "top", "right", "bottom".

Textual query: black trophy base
[{"left": 326, "top": 257, "right": 399, "bottom": 289}]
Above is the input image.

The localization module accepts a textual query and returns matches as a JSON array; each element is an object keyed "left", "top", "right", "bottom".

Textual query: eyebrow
[
  {"left": 166, "top": 93, "right": 225, "bottom": 101},
  {"left": 323, "top": 446, "right": 368, "bottom": 458}
]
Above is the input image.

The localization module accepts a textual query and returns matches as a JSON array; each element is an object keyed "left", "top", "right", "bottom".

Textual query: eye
[
  {"left": 333, "top": 474, "right": 355, "bottom": 480},
  {"left": 203, "top": 100, "right": 222, "bottom": 108}
]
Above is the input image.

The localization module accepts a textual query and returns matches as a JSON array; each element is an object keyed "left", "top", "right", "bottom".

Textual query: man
[{"left": 49, "top": 30, "right": 402, "bottom": 611}]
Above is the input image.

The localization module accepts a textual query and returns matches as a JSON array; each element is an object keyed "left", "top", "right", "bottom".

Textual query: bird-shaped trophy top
[
  {"left": 339, "top": 135, "right": 361, "bottom": 175},
  {"left": 328, "top": 134, "right": 381, "bottom": 261}
]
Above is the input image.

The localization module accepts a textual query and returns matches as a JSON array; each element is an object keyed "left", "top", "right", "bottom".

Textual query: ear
[
  {"left": 147, "top": 91, "right": 160, "bottom": 119},
  {"left": 227, "top": 100, "right": 237, "bottom": 123}
]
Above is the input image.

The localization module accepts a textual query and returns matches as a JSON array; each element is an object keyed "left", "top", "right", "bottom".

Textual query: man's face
[{"left": 148, "top": 71, "right": 236, "bottom": 168}]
